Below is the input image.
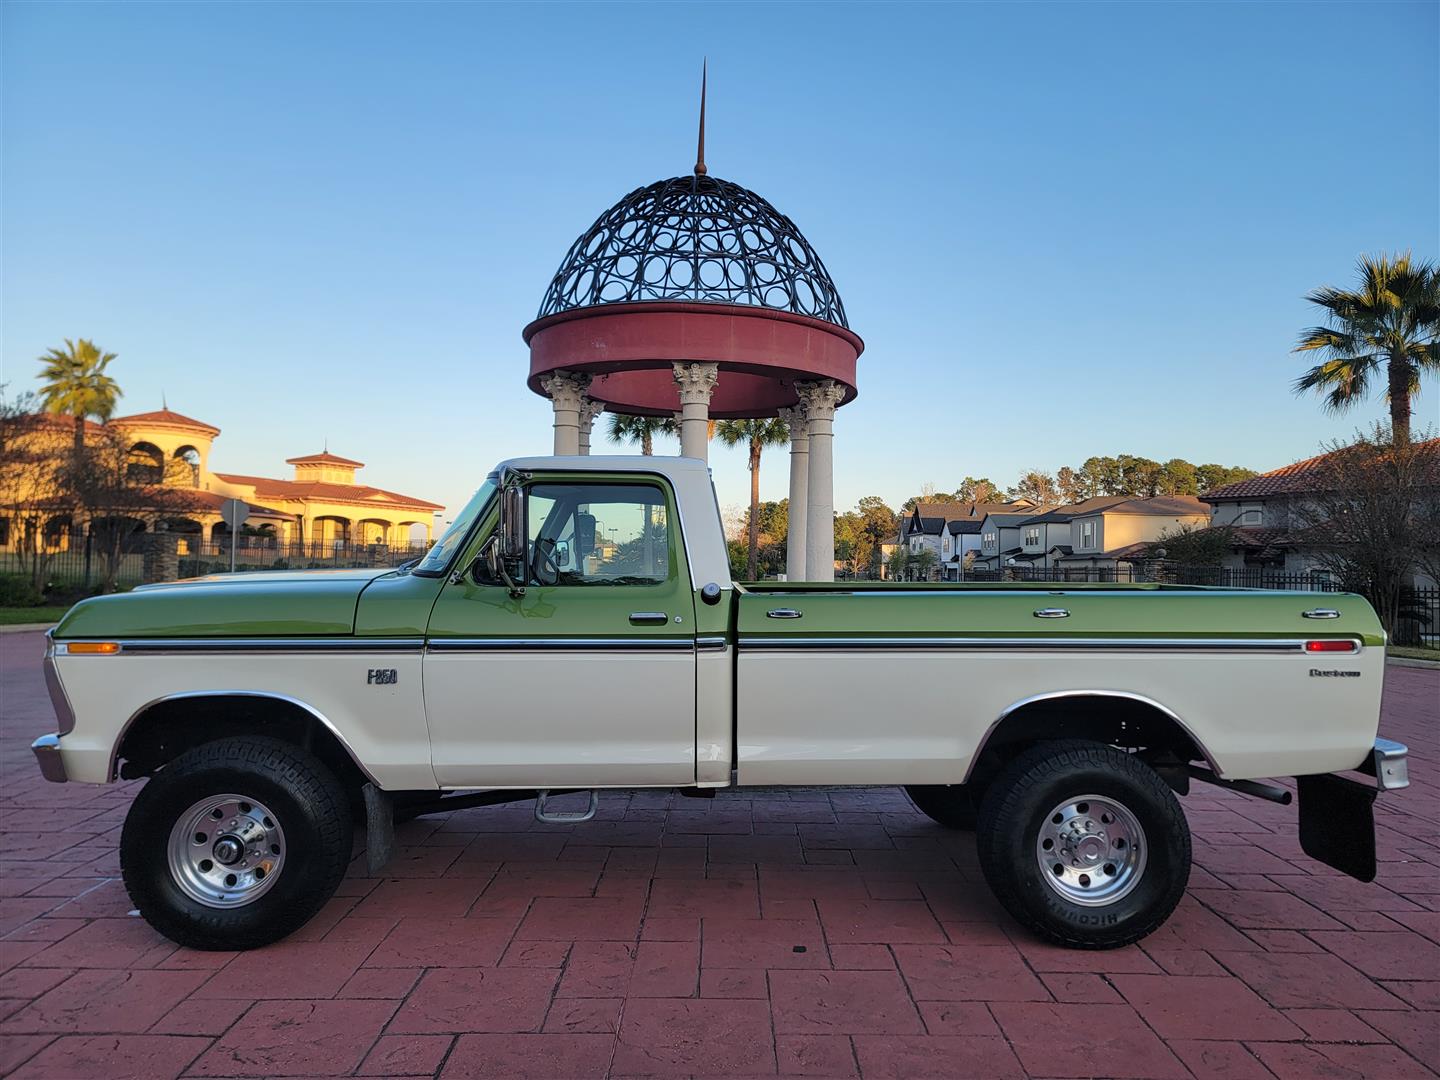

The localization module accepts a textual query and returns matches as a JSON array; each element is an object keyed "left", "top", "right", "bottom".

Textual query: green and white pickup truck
[{"left": 33, "top": 456, "right": 1409, "bottom": 951}]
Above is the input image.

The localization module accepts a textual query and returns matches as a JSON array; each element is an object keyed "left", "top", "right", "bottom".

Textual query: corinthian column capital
[
  {"left": 777, "top": 405, "right": 809, "bottom": 443},
  {"left": 577, "top": 397, "right": 606, "bottom": 428},
  {"left": 540, "top": 371, "right": 593, "bottom": 412},
  {"left": 672, "top": 362, "right": 719, "bottom": 405},
  {"left": 794, "top": 379, "right": 845, "bottom": 422}
]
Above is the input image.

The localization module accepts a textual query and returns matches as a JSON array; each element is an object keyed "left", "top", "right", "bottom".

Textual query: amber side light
[
  {"left": 65, "top": 642, "right": 120, "bottom": 655},
  {"left": 1304, "top": 640, "right": 1358, "bottom": 653}
]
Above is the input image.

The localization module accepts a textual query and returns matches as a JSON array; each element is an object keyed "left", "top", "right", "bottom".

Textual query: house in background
[
  {"left": 1053, "top": 496, "right": 1209, "bottom": 574},
  {"left": 975, "top": 508, "right": 1053, "bottom": 571},
  {"left": 902, "top": 500, "right": 1031, "bottom": 580},
  {"left": 1199, "top": 440, "right": 1440, "bottom": 583},
  {"left": 0, "top": 407, "right": 442, "bottom": 559}
]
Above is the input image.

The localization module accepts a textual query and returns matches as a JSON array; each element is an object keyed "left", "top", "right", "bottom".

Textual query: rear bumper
[
  {"left": 1361, "top": 737, "right": 1409, "bottom": 790},
  {"left": 31, "top": 735, "right": 67, "bottom": 783}
]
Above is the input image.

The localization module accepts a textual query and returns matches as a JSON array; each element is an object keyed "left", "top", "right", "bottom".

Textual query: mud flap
[
  {"left": 362, "top": 783, "right": 395, "bottom": 875},
  {"left": 1297, "top": 773, "right": 1377, "bottom": 882}
]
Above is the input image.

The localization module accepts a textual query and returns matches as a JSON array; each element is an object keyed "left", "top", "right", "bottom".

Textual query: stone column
[
  {"left": 577, "top": 397, "right": 604, "bottom": 456},
  {"left": 797, "top": 380, "right": 845, "bottom": 583},
  {"left": 672, "top": 362, "right": 719, "bottom": 462},
  {"left": 541, "top": 371, "right": 592, "bottom": 455},
  {"left": 778, "top": 405, "right": 809, "bottom": 581}
]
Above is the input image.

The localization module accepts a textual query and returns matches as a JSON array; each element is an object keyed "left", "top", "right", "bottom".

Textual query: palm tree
[
  {"left": 1294, "top": 253, "right": 1440, "bottom": 444},
  {"left": 37, "top": 339, "right": 122, "bottom": 452},
  {"left": 715, "top": 418, "right": 790, "bottom": 580},
  {"left": 607, "top": 413, "right": 678, "bottom": 456}
]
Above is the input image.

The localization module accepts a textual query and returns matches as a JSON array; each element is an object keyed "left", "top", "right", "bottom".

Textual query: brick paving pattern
[{"left": 1, "top": 627, "right": 1436, "bottom": 1078}]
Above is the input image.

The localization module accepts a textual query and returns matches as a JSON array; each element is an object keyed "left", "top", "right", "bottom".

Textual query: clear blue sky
[{"left": 4, "top": 1, "right": 1436, "bottom": 526}]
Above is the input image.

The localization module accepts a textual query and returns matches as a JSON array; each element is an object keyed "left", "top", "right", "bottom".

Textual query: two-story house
[
  {"left": 1052, "top": 495, "right": 1210, "bottom": 573},
  {"left": 902, "top": 501, "right": 1029, "bottom": 580},
  {"left": 1200, "top": 440, "right": 1439, "bottom": 583},
  {"left": 974, "top": 509, "right": 1053, "bottom": 570}
]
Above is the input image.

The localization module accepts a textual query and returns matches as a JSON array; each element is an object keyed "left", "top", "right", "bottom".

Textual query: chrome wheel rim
[
  {"left": 166, "top": 794, "right": 286, "bottom": 909},
  {"left": 1035, "top": 794, "right": 1147, "bottom": 907}
]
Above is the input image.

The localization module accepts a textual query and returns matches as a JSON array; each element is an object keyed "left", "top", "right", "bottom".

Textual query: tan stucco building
[{"left": 2, "top": 408, "right": 440, "bottom": 556}]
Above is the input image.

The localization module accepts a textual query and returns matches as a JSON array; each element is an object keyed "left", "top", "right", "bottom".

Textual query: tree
[
  {"left": 606, "top": 413, "right": 677, "bottom": 456},
  {"left": 715, "top": 418, "right": 790, "bottom": 580},
  {"left": 1289, "top": 425, "right": 1437, "bottom": 642},
  {"left": 0, "top": 389, "right": 64, "bottom": 592},
  {"left": 910, "top": 547, "right": 937, "bottom": 582},
  {"left": 1147, "top": 521, "right": 1233, "bottom": 568},
  {"left": 1294, "top": 253, "right": 1440, "bottom": 444},
  {"left": 37, "top": 339, "right": 122, "bottom": 453},
  {"left": 1158, "top": 459, "right": 1199, "bottom": 495},
  {"left": 886, "top": 546, "right": 909, "bottom": 582},
  {"left": 1196, "top": 463, "right": 1258, "bottom": 493},
  {"left": 1055, "top": 466, "right": 1085, "bottom": 504},
  {"left": 1011, "top": 469, "right": 1059, "bottom": 505},
  {"left": 60, "top": 424, "right": 202, "bottom": 592}
]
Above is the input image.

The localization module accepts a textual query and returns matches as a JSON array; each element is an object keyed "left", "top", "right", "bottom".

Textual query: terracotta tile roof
[
  {"left": 1202, "top": 439, "right": 1440, "bottom": 501},
  {"left": 214, "top": 473, "right": 443, "bottom": 512},
  {"left": 111, "top": 409, "right": 220, "bottom": 436},
  {"left": 285, "top": 451, "right": 366, "bottom": 468}
]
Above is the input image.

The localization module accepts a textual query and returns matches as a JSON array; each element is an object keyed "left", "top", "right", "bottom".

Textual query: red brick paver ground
[{"left": 2, "top": 628, "right": 1436, "bottom": 1078}]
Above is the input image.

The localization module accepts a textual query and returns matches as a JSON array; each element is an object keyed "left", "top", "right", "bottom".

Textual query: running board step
[{"left": 535, "top": 789, "right": 599, "bottom": 824}]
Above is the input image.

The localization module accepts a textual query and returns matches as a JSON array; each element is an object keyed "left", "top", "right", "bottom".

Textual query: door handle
[
  {"left": 766, "top": 608, "right": 804, "bottom": 619},
  {"left": 629, "top": 611, "right": 669, "bottom": 625},
  {"left": 1033, "top": 608, "right": 1070, "bottom": 619},
  {"left": 1302, "top": 608, "right": 1341, "bottom": 619}
]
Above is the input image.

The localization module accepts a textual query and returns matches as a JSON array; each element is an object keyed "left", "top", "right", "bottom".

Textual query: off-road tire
[
  {"left": 905, "top": 784, "right": 979, "bottom": 830},
  {"left": 121, "top": 736, "right": 353, "bottom": 950},
  {"left": 976, "top": 739, "right": 1190, "bottom": 949}
]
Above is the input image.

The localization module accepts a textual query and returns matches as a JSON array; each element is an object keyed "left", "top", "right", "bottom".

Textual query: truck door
[{"left": 423, "top": 476, "right": 698, "bottom": 788}]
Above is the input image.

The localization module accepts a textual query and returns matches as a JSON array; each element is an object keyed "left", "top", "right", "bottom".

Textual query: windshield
[{"left": 410, "top": 476, "right": 497, "bottom": 577}]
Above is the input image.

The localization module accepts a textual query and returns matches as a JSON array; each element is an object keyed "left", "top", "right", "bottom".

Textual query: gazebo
[{"left": 522, "top": 82, "right": 863, "bottom": 580}]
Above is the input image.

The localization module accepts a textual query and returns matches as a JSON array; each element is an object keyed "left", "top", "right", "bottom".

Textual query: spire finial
[
  {"left": 161, "top": 390, "right": 168, "bottom": 410},
  {"left": 694, "top": 59, "right": 708, "bottom": 176}
]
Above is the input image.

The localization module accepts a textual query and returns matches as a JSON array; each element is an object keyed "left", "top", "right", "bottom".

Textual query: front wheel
[
  {"left": 976, "top": 740, "right": 1190, "bottom": 949},
  {"left": 120, "top": 736, "right": 353, "bottom": 950}
]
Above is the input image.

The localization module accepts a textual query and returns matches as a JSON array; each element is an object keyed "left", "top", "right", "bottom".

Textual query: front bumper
[{"left": 32, "top": 734, "right": 67, "bottom": 783}]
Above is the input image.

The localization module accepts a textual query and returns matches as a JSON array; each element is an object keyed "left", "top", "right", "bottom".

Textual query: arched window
[
  {"left": 126, "top": 442, "right": 164, "bottom": 484},
  {"left": 173, "top": 446, "right": 202, "bottom": 487}
]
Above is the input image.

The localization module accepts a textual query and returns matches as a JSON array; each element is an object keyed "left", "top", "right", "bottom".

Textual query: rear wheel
[
  {"left": 905, "top": 784, "right": 979, "bottom": 830},
  {"left": 976, "top": 740, "right": 1190, "bottom": 949},
  {"left": 121, "top": 736, "right": 353, "bottom": 950}
]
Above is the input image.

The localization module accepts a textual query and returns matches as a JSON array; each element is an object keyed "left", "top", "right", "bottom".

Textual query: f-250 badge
[{"left": 367, "top": 668, "right": 399, "bottom": 685}]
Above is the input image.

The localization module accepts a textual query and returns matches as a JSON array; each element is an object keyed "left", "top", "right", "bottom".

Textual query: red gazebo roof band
[
  {"left": 525, "top": 301, "right": 860, "bottom": 419},
  {"left": 523, "top": 91, "right": 862, "bottom": 421}
]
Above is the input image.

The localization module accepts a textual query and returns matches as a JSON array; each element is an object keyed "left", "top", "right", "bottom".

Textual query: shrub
[{"left": 0, "top": 574, "right": 44, "bottom": 607}]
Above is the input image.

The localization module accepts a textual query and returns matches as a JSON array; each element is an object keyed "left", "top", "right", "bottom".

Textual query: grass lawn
[
  {"left": 1388, "top": 644, "right": 1440, "bottom": 663},
  {"left": 0, "top": 606, "right": 70, "bottom": 627}
]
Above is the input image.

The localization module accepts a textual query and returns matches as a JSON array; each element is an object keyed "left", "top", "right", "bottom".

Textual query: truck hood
[{"left": 53, "top": 568, "right": 394, "bottom": 639}]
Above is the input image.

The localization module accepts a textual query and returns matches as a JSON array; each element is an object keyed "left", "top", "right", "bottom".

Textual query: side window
[{"left": 525, "top": 482, "right": 673, "bottom": 587}]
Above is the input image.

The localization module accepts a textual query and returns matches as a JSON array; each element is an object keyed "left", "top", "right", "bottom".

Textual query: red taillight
[{"left": 1305, "top": 640, "right": 1358, "bottom": 653}]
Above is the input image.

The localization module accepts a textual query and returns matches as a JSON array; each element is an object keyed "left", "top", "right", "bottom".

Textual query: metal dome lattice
[{"left": 537, "top": 173, "right": 848, "bottom": 329}]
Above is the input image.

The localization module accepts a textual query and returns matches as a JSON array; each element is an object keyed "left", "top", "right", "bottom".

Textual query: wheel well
[
  {"left": 968, "top": 693, "right": 1210, "bottom": 788},
  {"left": 114, "top": 694, "right": 369, "bottom": 797}
]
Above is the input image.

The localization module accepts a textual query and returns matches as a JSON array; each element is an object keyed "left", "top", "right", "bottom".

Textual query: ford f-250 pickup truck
[{"left": 32, "top": 455, "right": 1409, "bottom": 952}]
